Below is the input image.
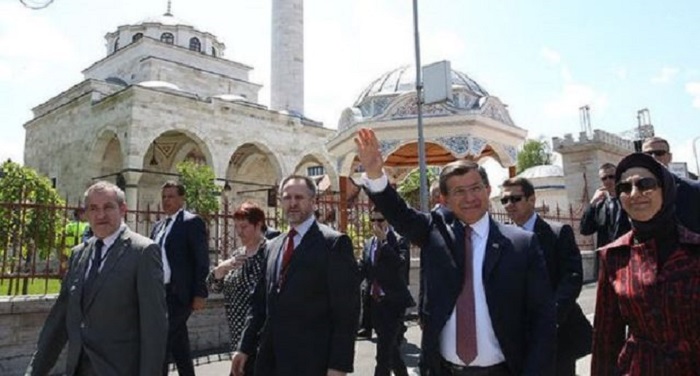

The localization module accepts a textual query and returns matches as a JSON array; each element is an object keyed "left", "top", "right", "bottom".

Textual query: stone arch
[
  {"left": 137, "top": 130, "right": 214, "bottom": 207},
  {"left": 293, "top": 153, "right": 339, "bottom": 192},
  {"left": 226, "top": 142, "right": 282, "bottom": 207},
  {"left": 91, "top": 129, "right": 124, "bottom": 182}
]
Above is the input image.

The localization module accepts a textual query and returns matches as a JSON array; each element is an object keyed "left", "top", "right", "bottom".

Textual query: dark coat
[
  {"left": 367, "top": 185, "right": 556, "bottom": 376},
  {"left": 591, "top": 227, "right": 700, "bottom": 375},
  {"left": 359, "top": 230, "right": 415, "bottom": 310},
  {"left": 580, "top": 197, "right": 632, "bottom": 249},
  {"left": 151, "top": 210, "right": 209, "bottom": 305},
  {"left": 674, "top": 174, "right": 700, "bottom": 233},
  {"left": 239, "top": 221, "right": 361, "bottom": 376},
  {"left": 532, "top": 216, "right": 592, "bottom": 361}
]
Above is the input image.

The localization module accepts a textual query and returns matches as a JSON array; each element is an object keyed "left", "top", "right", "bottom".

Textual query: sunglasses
[
  {"left": 644, "top": 150, "right": 668, "bottom": 157},
  {"left": 369, "top": 218, "right": 386, "bottom": 223},
  {"left": 615, "top": 177, "right": 659, "bottom": 196},
  {"left": 500, "top": 195, "right": 524, "bottom": 205},
  {"left": 600, "top": 175, "right": 615, "bottom": 181}
]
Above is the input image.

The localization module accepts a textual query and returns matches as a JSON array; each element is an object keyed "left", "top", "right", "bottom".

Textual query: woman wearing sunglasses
[{"left": 591, "top": 153, "right": 700, "bottom": 375}]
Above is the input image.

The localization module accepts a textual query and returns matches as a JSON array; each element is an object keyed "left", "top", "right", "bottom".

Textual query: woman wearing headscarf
[
  {"left": 591, "top": 152, "right": 700, "bottom": 375},
  {"left": 207, "top": 202, "right": 269, "bottom": 376}
]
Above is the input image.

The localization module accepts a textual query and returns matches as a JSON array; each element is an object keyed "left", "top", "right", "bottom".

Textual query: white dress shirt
[
  {"left": 521, "top": 212, "right": 538, "bottom": 232},
  {"left": 85, "top": 223, "right": 126, "bottom": 277},
  {"left": 362, "top": 172, "right": 505, "bottom": 366},
  {"left": 155, "top": 209, "right": 181, "bottom": 284}
]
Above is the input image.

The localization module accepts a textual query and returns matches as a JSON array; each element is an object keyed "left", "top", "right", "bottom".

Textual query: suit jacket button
[{"left": 80, "top": 322, "right": 86, "bottom": 329}]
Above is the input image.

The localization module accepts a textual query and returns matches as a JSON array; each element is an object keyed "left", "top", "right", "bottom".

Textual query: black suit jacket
[
  {"left": 239, "top": 221, "right": 361, "bottom": 375},
  {"left": 674, "top": 174, "right": 700, "bottom": 233},
  {"left": 368, "top": 185, "right": 556, "bottom": 375},
  {"left": 359, "top": 230, "right": 415, "bottom": 310},
  {"left": 580, "top": 197, "right": 631, "bottom": 249},
  {"left": 151, "top": 210, "right": 209, "bottom": 305},
  {"left": 532, "top": 216, "right": 592, "bottom": 360}
]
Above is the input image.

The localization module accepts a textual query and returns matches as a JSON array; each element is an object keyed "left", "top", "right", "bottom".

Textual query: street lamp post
[
  {"left": 693, "top": 136, "right": 700, "bottom": 179},
  {"left": 412, "top": 0, "right": 429, "bottom": 211}
]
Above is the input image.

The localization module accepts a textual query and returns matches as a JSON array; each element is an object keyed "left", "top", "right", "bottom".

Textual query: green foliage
[
  {"left": 397, "top": 167, "right": 439, "bottom": 209},
  {"left": 516, "top": 139, "right": 552, "bottom": 173},
  {"left": 176, "top": 161, "right": 220, "bottom": 217}
]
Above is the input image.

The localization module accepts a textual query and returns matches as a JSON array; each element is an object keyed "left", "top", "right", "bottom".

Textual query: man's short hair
[
  {"left": 642, "top": 136, "right": 670, "bottom": 151},
  {"left": 161, "top": 180, "right": 186, "bottom": 196},
  {"left": 279, "top": 175, "right": 317, "bottom": 198},
  {"left": 501, "top": 177, "right": 536, "bottom": 198},
  {"left": 439, "top": 160, "right": 489, "bottom": 195},
  {"left": 430, "top": 180, "right": 441, "bottom": 198},
  {"left": 599, "top": 163, "right": 616, "bottom": 171},
  {"left": 84, "top": 181, "right": 126, "bottom": 206}
]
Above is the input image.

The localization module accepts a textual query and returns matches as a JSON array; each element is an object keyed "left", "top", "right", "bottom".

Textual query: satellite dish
[{"left": 20, "top": 0, "right": 54, "bottom": 10}]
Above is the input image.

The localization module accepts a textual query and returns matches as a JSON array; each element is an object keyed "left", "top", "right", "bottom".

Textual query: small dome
[
  {"left": 136, "top": 13, "right": 195, "bottom": 28},
  {"left": 517, "top": 165, "right": 564, "bottom": 179},
  {"left": 354, "top": 65, "right": 489, "bottom": 107},
  {"left": 137, "top": 81, "right": 181, "bottom": 91}
]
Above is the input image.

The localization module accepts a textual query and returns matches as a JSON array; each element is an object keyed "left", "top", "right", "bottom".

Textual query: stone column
[{"left": 121, "top": 170, "right": 142, "bottom": 229}]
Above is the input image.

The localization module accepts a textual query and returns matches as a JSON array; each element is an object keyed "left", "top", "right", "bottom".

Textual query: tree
[
  {"left": 0, "top": 160, "right": 64, "bottom": 294},
  {"left": 397, "top": 166, "right": 439, "bottom": 209},
  {"left": 517, "top": 139, "right": 552, "bottom": 173},
  {"left": 176, "top": 161, "right": 220, "bottom": 217}
]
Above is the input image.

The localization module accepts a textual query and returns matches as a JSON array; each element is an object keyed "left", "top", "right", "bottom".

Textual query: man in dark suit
[
  {"left": 580, "top": 163, "right": 632, "bottom": 248},
  {"left": 151, "top": 181, "right": 210, "bottom": 376},
  {"left": 501, "top": 177, "right": 592, "bottom": 375},
  {"left": 359, "top": 207, "right": 415, "bottom": 376},
  {"left": 232, "top": 175, "right": 360, "bottom": 376},
  {"left": 642, "top": 136, "right": 700, "bottom": 233},
  {"left": 355, "top": 128, "right": 556, "bottom": 376},
  {"left": 26, "top": 181, "right": 167, "bottom": 376}
]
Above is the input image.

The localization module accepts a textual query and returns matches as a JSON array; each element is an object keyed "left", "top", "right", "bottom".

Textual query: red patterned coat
[{"left": 591, "top": 226, "right": 700, "bottom": 375}]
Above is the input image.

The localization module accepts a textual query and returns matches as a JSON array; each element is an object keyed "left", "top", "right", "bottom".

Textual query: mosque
[{"left": 22, "top": 0, "right": 635, "bottom": 219}]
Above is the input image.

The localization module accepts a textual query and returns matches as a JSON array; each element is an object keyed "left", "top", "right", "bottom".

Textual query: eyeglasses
[
  {"left": 600, "top": 175, "right": 615, "bottom": 181},
  {"left": 616, "top": 177, "right": 659, "bottom": 196},
  {"left": 369, "top": 218, "right": 386, "bottom": 223},
  {"left": 500, "top": 195, "right": 524, "bottom": 205},
  {"left": 644, "top": 150, "right": 668, "bottom": 157}
]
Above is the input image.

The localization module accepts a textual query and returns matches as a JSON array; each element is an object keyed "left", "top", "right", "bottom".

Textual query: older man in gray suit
[{"left": 26, "top": 181, "right": 167, "bottom": 376}]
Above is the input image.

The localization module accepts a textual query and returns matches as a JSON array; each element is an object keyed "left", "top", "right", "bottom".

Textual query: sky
[{"left": 2, "top": 0, "right": 700, "bottom": 180}]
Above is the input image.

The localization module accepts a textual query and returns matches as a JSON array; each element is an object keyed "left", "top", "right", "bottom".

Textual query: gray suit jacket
[{"left": 26, "top": 228, "right": 168, "bottom": 376}]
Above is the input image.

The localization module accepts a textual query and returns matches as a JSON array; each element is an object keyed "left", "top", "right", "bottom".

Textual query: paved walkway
[{"left": 177, "top": 283, "right": 597, "bottom": 375}]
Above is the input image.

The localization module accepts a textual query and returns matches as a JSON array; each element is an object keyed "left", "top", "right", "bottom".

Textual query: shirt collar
[
  {"left": 290, "top": 215, "right": 316, "bottom": 239},
  {"left": 466, "top": 212, "right": 490, "bottom": 239},
  {"left": 168, "top": 208, "right": 183, "bottom": 222},
  {"left": 521, "top": 212, "right": 538, "bottom": 232},
  {"left": 99, "top": 223, "right": 127, "bottom": 250}
]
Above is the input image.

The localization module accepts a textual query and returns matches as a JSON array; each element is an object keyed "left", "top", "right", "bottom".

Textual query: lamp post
[{"left": 412, "top": 0, "right": 429, "bottom": 211}]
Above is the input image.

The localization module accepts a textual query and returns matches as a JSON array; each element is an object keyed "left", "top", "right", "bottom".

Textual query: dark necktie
[
  {"left": 279, "top": 228, "right": 297, "bottom": 285},
  {"left": 158, "top": 218, "right": 172, "bottom": 247},
  {"left": 83, "top": 239, "right": 104, "bottom": 300},
  {"left": 456, "top": 224, "right": 477, "bottom": 364}
]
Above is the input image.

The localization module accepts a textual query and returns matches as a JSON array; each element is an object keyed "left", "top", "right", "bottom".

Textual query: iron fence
[{"left": 0, "top": 194, "right": 592, "bottom": 295}]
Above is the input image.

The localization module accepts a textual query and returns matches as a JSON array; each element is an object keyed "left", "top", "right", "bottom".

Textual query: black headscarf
[{"left": 615, "top": 153, "right": 678, "bottom": 262}]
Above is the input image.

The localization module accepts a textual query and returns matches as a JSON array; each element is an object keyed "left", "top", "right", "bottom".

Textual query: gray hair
[
  {"left": 279, "top": 175, "right": 317, "bottom": 198},
  {"left": 84, "top": 181, "right": 126, "bottom": 206}
]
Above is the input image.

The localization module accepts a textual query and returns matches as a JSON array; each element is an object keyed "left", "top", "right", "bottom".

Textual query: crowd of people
[{"left": 24, "top": 129, "right": 699, "bottom": 376}]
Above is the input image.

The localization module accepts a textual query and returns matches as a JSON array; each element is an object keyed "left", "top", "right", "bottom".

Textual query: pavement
[{"left": 175, "top": 283, "right": 597, "bottom": 375}]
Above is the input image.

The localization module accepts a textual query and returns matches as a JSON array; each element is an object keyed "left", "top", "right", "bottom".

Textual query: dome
[
  {"left": 137, "top": 81, "right": 181, "bottom": 91},
  {"left": 517, "top": 165, "right": 564, "bottom": 179},
  {"left": 354, "top": 65, "right": 489, "bottom": 107},
  {"left": 136, "top": 13, "right": 196, "bottom": 28}
]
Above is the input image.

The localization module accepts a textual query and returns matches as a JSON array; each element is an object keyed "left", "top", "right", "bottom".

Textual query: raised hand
[{"left": 353, "top": 128, "right": 384, "bottom": 179}]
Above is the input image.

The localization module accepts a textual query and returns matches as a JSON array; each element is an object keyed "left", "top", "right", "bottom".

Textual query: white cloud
[
  {"left": 541, "top": 47, "right": 561, "bottom": 65},
  {"left": 542, "top": 83, "right": 609, "bottom": 119},
  {"left": 686, "top": 82, "right": 700, "bottom": 108},
  {"left": 650, "top": 67, "right": 679, "bottom": 84},
  {"left": 615, "top": 67, "right": 627, "bottom": 80},
  {"left": 670, "top": 138, "right": 700, "bottom": 176},
  {"left": 0, "top": 139, "right": 24, "bottom": 165}
]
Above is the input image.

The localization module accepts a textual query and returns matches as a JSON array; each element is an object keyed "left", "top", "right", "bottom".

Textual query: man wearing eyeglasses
[
  {"left": 501, "top": 177, "right": 591, "bottom": 376},
  {"left": 355, "top": 128, "right": 555, "bottom": 376},
  {"left": 642, "top": 136, "right": 700, "bottom": 233},
  {"left": 359, "top": 207, "right": 415, "bottom": 376},
  {"left": 580, "top": 163, "right": 631, "bottom": 249}
]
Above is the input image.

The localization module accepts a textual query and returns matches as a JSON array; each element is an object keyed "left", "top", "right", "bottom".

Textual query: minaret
[{"left": 271, "top": 0, "right": 304, "bottom": 116}]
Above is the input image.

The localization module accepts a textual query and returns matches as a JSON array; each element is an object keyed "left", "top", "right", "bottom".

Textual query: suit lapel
[
  {"left": 267, "top": 236, "right": 286, "bottom": 290},
  {"left": 83, "top": 231, "right": 130, "bottom": 311},
  {"left": 483, "top": 219, "right": 504, "bottom": 281},
  {"left": 75, "top": 241, "right": 94, "bottom": 309},
  {"left": 281, "top": 222, "right": 322, "bottom": 290}
]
